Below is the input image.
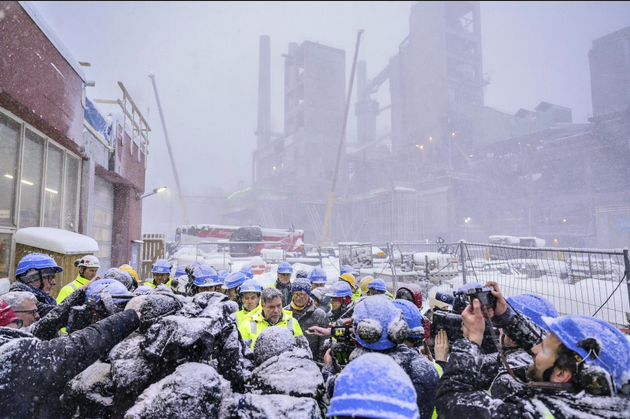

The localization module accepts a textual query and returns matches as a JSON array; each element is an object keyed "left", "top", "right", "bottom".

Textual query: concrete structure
[
  {"left": 0, "top": 1, "right": 150, "bottom": 277},
  {"left": 226, "top": 2, "right": 629, "bottom": 248},
  {"left": 226, "top": 39, "right": 346, "bottom": 241}
]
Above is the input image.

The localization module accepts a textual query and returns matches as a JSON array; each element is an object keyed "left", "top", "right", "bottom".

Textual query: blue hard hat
[
  {"left": 277, "top": 262, "right": 293, "bottom": 274},
  {"left": 192, "top": 264, "right": 220, "bottom": 287},
  {"left": 240, "top": 279, "right": 263, "bottom": 294},
  {"left": 223, "top": 271, "right": 247, "bottom": 290},
  {"left": 325, "top": 281, "right": 352, "bottom": 298},
  {"left": 175, "top": 265, "right": 187, "bottom": 277},
  {"left": 15, "top": 253, "right": 63, "bottom": 278},
  {"left": 217, "top": 270, "right": 229, "bottom": 282},
  {"left": 353, "top": 297, "right": 407, "bottom": 350},
  {"left": 392, "top": 299, "right": 424, "bottom": 338},
  {"left": 507, "top": 294, "right": 558, "bottom": 330},
  {"left": 543, "top": 315, "right": 630, "bottom": 392},
  {"left": 152, "top": 259, "right": 172, "bottom": 274},
  {"left": 340, "top": 265, "right": 356, "bottom": 275},
  {"left": 327, "top": 352, "right": 419, "bottom": 419},
  {"left": 367, "top": 278, "right": 387, "bottom": 292},
  {"left": 240, "top": 265, "right": 254, "bottom": 279},
  {"left": 87, "top": 279, "right": 131, "bottom": 303},
  {"left": 308, "top": 267, "right": 327, "bottom": 284}
]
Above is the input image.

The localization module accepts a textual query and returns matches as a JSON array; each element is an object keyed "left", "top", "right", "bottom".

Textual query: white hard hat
[{"left": 76, "top": 255, "right": 100, "bottom": 268}]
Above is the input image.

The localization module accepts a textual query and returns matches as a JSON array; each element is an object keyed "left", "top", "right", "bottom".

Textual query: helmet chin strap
[{"left": 37, "top": 270, "right": 45, "bottom": 290}]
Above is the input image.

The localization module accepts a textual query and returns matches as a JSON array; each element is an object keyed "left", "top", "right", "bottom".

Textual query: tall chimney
[{"left": 257, "top": 35, "right": 271, "bottom": 149}]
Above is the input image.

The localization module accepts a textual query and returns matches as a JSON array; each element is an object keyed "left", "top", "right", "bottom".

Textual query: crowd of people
[{"left": 1, "top": 252, "right": 629, "bottom": 418}]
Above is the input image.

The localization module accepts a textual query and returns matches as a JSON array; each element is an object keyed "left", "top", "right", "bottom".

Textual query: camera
[
  {"left": 430, "top": 309, "right": 464, "bottom": 342},
  {"left": 66, "top": 294, "right": 133, "bottom": 333},
  {"left": 330, "top": 324, "right": 355, "bottom": 367},
  {"left": 457, "top": 286, "right": 497, "bottom": 311},
  {"left": 429, "top": 286, "right": 499, "bottom": 354}
]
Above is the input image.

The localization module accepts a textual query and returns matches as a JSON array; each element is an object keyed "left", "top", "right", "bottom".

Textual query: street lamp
[{"left": 136, "top": 186, "right": 167, "bottom": 201}]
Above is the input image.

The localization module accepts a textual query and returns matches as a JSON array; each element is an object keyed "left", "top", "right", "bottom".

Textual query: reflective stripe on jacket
[
  {"left": 235, "top": 304, "right": 262, "bottom": 326},
  {"left": 238, "top": 309, "right": 303, "bottom": 348},
  {"left": 142, "top": 277, "right": 172, "bottom": 288},
  {"left": 56, "top": 275, "right": 89, "bottom": 304}
]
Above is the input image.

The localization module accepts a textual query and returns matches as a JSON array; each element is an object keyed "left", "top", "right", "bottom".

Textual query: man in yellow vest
[
  {"left": 234, "top": 279, "right": 262, "bottom": 326},
  {"left": 57, "top": 255, "right": 100, "bottom": 304},
  {"left": 238, "top": 287, "right": 303, "bottom": 348},
  {"left": 143, "top": 259, "right": 172, "bottom": 288}
]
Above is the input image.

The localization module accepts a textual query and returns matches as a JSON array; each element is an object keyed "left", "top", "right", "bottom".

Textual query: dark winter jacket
[
  {"left": 25, "top": 287, "right": 87, "bottom": 340},
  {"left": 274, "top": 279, "right": 292, "bottom": 307},
  {"left": 478, "top": 347, "right": 533, "bottom": 390},
  {"left": 436, "top": 338, "right": 630, "bottom": 419},
  {"left": 125, "top": 362, "right": 233, "bottom": 419},
  {"left": 324, "top": 344, "right": 440, "bottom": 419},
  {"left": 250, "top": 347, "right": 324, "bottom": 400},
  {"left": 231, "top": 393, "right": 322, "bottom": 419},
  {"left": 9, "top": 280, "right": 57, "bottom": 317},
  {"left": 0, "top": 309, "right": 140, "bottom": 419},
  {"left": 285, "top": 300, "right": 329, "bottom": 362}
]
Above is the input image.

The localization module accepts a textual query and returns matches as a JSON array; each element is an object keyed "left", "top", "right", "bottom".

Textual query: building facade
[{"left": 0, "top": 1, "right": 149, "bottom": 278}]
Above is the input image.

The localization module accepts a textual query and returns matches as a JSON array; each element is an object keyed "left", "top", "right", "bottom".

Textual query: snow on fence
[
  {"left": 379, "top": 241, "right": 629, "bottom": 328},
  {"left": 459, "top": 242, "right": 629, "bottom": 328}
]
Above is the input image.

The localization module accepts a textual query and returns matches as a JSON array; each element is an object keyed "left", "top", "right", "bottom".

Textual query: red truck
[{"left": 174, "top": 224, "right": 305, "bottom": 256}]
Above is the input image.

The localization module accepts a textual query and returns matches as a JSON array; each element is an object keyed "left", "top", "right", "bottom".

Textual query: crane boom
[
  {"left": 148, "top": 73, "right": 190, "bottom": 225},
  {"left": 320, "top": 30, "right": 364, "bottom": 244}
]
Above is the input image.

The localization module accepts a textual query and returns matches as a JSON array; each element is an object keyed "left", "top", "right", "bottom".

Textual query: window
[
  {"left": 19, "top": 130, "right": 45, "bottom": 228},
  {"left": 0, "top": 233, "right": 10, "bottom": 277},
  {"left": 0, "top": 113, "right": 20, "bottom": 227},
  {"left": 43, "top": 144, "right": 63, "bottom": 228},
  {"left": 63, "top": 154, "right": 80, "bottom": 231}
]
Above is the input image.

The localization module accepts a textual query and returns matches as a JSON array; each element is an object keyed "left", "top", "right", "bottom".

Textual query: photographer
[
  {"left": 66, "top": 279, "right": 132, "bottom": 333},
  {"left": 436, "top": 282, "right": 630, "bottom": 419},
  {"left": 322, "top": 297, "right": 439, "bottom": 419}
]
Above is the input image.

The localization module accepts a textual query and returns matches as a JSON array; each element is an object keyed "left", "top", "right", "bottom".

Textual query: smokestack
[{"left": 257, "top": 35, "right": 271, "bottom": 149}]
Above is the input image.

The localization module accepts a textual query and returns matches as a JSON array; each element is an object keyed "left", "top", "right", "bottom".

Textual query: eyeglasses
[{"left": 14, "top": 309, "right": 38, "bottom": 316}]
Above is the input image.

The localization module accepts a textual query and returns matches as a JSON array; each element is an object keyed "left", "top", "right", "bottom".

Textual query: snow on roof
[{"left": 14, "top": 227, "right": 99, "bottom": 254}]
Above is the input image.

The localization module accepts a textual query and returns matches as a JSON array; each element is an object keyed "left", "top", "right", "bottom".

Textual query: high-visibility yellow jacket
[
  {"left": 56, "top": 275, "right": 89, "bottom": 304},
  {"left": 238, "top": 309, "right": 303, "bottom": 348},
  {"left": 235, "top": 304, "right": 262, "bottom": 326},
  {"left": 351, "top": 287, "right": 362, "bottom": 301},
  {"left": 142, "top": 278, "right": 172, "bottom": 288}
]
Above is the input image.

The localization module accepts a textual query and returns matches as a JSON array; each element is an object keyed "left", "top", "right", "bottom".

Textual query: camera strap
[{"left": 482, "top": 307, "right": 576, "bottom": 393}]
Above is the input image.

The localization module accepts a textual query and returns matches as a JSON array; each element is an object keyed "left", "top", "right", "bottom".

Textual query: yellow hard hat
[
  {"left": 339, "top": 273, "right": 357, "bottom": 290},
  {"left": 119, "top": 264, "right": 139, "bottom": 283},
  {"left": 359, "top": 276, "right": 375, "bottom": 293}
]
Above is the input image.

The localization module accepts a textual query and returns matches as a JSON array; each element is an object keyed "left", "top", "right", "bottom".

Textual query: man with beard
[{"left": 436, "top": 282, "right": 630, "bottom": 419}]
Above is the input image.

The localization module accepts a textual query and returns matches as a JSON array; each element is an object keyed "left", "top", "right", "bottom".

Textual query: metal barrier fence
[
  {"left": 383, "top": 240, "right": 629, "bottom": 328},
  {"left": 167, "top": 241, "right": 288, "bottom": 271},
  {"left": 458, "top": 242, "right": 629, "bottom": 328}
]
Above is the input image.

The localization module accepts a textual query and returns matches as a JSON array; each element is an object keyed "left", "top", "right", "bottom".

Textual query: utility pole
[{"left": 148, "top": 73, "right": 190, "bottom": 225}]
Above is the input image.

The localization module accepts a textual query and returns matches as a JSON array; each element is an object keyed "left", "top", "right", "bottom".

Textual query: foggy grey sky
[{"left": 30, "top": 1, "right": 630, "bottom": 227}]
